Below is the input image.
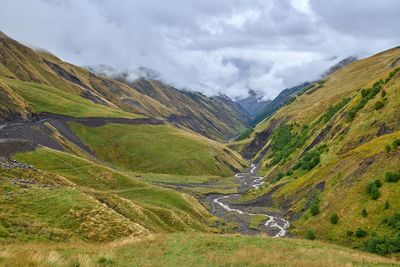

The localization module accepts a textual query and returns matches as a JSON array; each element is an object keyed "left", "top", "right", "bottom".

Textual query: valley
[{"left": 0, "top": 29, "right": 399, "bottom": 266}]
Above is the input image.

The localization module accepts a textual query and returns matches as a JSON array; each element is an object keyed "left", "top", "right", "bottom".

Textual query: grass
[
  {"left": 9, "top": 148, "right": 217, "bottom": 239},
  {"left": 0, "top": 233, "right": 398, "bottom": 266},
  {"left": 2, "top": 78, "right": 140, "bottom": 118},
  {"left": 69, "top": 122, "right": 246, "bottom": 177}
]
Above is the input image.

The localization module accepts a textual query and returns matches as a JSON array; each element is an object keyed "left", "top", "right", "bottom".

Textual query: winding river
[{"left": 207, "top": 164, "right": 290, "bottom": 237}]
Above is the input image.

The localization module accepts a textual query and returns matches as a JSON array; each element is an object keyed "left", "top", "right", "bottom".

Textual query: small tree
[
  {"left": 330, "top": 213, "right": 339, "bottom": 224},
  {"left": 306, "top": 229, "right": 316, "bottom": 240},
  {"left": 385, "top": 145, "right": 392, "bottom": 153}
]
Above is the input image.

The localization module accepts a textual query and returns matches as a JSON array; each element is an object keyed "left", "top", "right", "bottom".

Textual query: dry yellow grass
[{"left": 0, "top": 234, "right": 398, "bottom": 266}]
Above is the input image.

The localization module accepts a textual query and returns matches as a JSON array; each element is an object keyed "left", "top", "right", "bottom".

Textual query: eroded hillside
[{"left": 237, "top": 47, "right": 400, "bottom": 255}]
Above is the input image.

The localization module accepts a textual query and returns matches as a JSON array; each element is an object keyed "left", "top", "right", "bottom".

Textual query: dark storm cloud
[{"left": 0, "top": 0, "right": 399, "bottom": 99}]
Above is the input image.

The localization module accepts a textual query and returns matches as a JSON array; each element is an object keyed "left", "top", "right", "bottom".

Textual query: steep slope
[
  {"left": 236, "top": 47, "right": 400, "bottom": 255},
  {"left": 237, "top": 89, "right": 271, "bottom": 116},
  {"left": 0, "top": 32, "right": 174, "bottom": 121},
  {"left": 111, "top": 76, "right": 252, "bottom": 140},
  {"left": 0, "top": 148, "right": 216, "bottom": 243}
]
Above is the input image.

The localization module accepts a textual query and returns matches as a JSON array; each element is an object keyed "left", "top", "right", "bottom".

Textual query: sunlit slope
[
  {"left": 70, "top": 122, "right": 247, "bottom": 176},
  {"left": 0, "top": 147, "right": 216, "bottom": 243},
  {"left": 0, "top": 31, "right": 174, "bottom": 120},
  {"left": 239, "top": 47, "right": 400, "bottom": 254}
]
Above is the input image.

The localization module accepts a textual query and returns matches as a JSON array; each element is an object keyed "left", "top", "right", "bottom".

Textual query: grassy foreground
[{"left": 0, "top": 233, "right": 398, "bottom": 267}]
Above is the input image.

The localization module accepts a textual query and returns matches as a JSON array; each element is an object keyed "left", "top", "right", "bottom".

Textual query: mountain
[
  {"left": 236, "top": 46, "right": 400, "bottom": 255},
  {"left": 0, "top": 31, "right": 398, "bottom": 264},
  {"left": 92, "top": 67, "right": 252, "bottom": 140},
  {"left": 237, "top": 89, "right": 271, "bottom": 116},
  {"left": 252, "top": 82, "right": 315, "bottom": 125},
  {"left": 0, "top": 31, "right": 249, "bottom": 243},
  {"left": 0, "top": 31, "right": 250, "bottom": 141}
]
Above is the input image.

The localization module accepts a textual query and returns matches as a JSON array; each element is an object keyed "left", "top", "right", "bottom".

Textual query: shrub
[
  {"left": 270, "top": 124, "right": 309, "bottom": 166},
  {"left": 385, "top": 172, "right": 400, "bottom": 183},
  {"left": 381, "top": 90, "right": 387, "bottom": 97},
  {"left": 297, "top": 145, "right": 328, "bottom": 171},
  {"left": 382, "top": 213, "right": 400, "bottom": 230},
  {"left": 355, "top": 228, "right": 368, "bottom": 238},
  {"left": 385, "top": 145, "right": 392, "bottom": 153},
  {"left": 310, "top": 203, "right": 320, "bottom": 216},
  {"left": 361, "top": 208, "right": 368, "bottom": 218},
  {"left": 374, "top": 101, "right": 384, "bottom": 110},
  {"left": 236, "top": 127, "right": 254, "bottom": 141},
  {"left": 286, "top": 170, "right": 293, "bottom": 176},
  {"left": 366, "top": 181, "right": 381, "bottom": 200},
  {"left": 384, "top": 200, "right": 390, "bottom": 210},
  {"left": 366, "top": 179, "right": 382, "bottom": 200},
  {"left": 306, "top": 229, "right": 316, "bottom": 240},
  {"left": 365, "top": 233, "right": 400, "bottom": 255},
  {"left": 361, "top": 89, "right": 370, "bottom": 97},
  {"left": 320, "top": 97, "right": 351, "bottom": 123},
  {"left": 330, "top": 213, "right": 339, "bottom": 224},
  {"left": 393, "top": 139, "right": 400, "bottom": 149}
]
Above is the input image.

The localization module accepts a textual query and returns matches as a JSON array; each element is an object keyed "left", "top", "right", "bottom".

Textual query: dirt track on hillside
[{"left": 0, "top": 113, "right": 165, "bottom": 156}]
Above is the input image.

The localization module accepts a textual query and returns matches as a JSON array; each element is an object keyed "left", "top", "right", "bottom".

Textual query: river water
[{"left": 206, "top": 164, "right": 290, "bottom": 237}]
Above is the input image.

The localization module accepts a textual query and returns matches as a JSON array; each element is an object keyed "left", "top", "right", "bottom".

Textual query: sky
[{"left": 1, "top": 0, "right": 400, "bottom": 100}]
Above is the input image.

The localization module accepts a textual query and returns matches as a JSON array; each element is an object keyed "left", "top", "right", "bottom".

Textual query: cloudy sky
[{"left": 1, "top": 0, "right": 399, "bottom": 99}]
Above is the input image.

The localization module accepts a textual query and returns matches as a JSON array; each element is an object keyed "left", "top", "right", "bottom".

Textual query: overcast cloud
[{"left": 1, "top": 0, "right": 399, "bottom": 99}]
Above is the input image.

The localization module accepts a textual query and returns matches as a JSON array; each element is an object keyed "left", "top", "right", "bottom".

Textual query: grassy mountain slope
[
  {"left": 0, "top": 147, "right": 216, "bottom": 244},
  {"left": 237, "top": 47, "right": 400, "bottom": 254},
  {"left": 69, "top": 122, "right": 246, "bottom": 176},
  {"left": 118, "top": 78, "right": 252, "bottom": 140},
  {"left": 0, "top": 31, "right": 177, "bottom": 120}
]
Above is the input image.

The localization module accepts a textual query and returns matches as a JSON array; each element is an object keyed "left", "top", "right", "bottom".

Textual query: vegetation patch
[{"left": 269, "top": 123, "right": 309, "bottom": 165}]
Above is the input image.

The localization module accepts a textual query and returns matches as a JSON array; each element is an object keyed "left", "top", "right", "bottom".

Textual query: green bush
[
  {"left": 296, "top": 145, "right": 328, "bottom": 172},
  {"left": 286, "top": 170, "right": 293, "bottom": 176},
  {"left": 365, "top": 233, "right": 400, "bottom": 255},
  {"left": 320, "top": 97, "right": 351, "bottom": 123},
  {"left": 366, "top": 180, "right": 381, "bottom": 200},
  {"left": 374, "top": 101, "right": 384, "bottom": 110},
  {"left": 306, "top": 229, "right": 316, "bottom": 240},
  {"left": 330, "top": 213, "right": 339, "bottom": 224},
  {"left": 393, "top": 139, "right": 400, "bottom": 149},
  {"left": 384, "top": 200, "right": 390, "bottom": 210},
  {"left": 362, "top": 208, "right": 368, "bottom": 218},
  {"left": 385, "top": 145, "right": 392, "bottom": 152},
  {"left": 355, "top": 228, "right": 368, "bottom": 238},
  {"left": 385, "top": 172, "right": 400, "bottom": 183},
  {"left": 381, "top": 90, "right": 387, "bottom": 97},
  {"left": 310, "top": 203, "right": 320, "bottom": 216},
  {"left": 382, "top": 213, "right": 400, "bottom": 230},
  {"left": 236, "top": 127, "right": 254, "bottom": 141},
  {"left": 270, "top": 124, "right": 309, "bottom": 166}
]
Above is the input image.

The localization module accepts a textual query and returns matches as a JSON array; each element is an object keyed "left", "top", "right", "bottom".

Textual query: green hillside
[
  {"left": 237, "top": 47, "right": 400, "bottom": 255},
  {"left": 69, "top": 122, "right": 246, "bottom": 176}
]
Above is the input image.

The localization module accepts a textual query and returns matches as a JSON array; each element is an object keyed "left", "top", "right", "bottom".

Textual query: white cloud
[{"left": 0, "top": 0, "right": 399, "bottom": 99}]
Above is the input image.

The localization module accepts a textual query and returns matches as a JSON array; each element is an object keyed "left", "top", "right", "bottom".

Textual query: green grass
[
  {"left": 10, "top": 148, "right": 216, "bottom": 238},
  {"left": 2, "top": 78, "right": 140, "bottom": 118},
  {"left": 69, "top": 122, "right": 245, "bottom": 176},
  {"left": 0, "top": 233, "right": 398, "bottom": 266}
]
